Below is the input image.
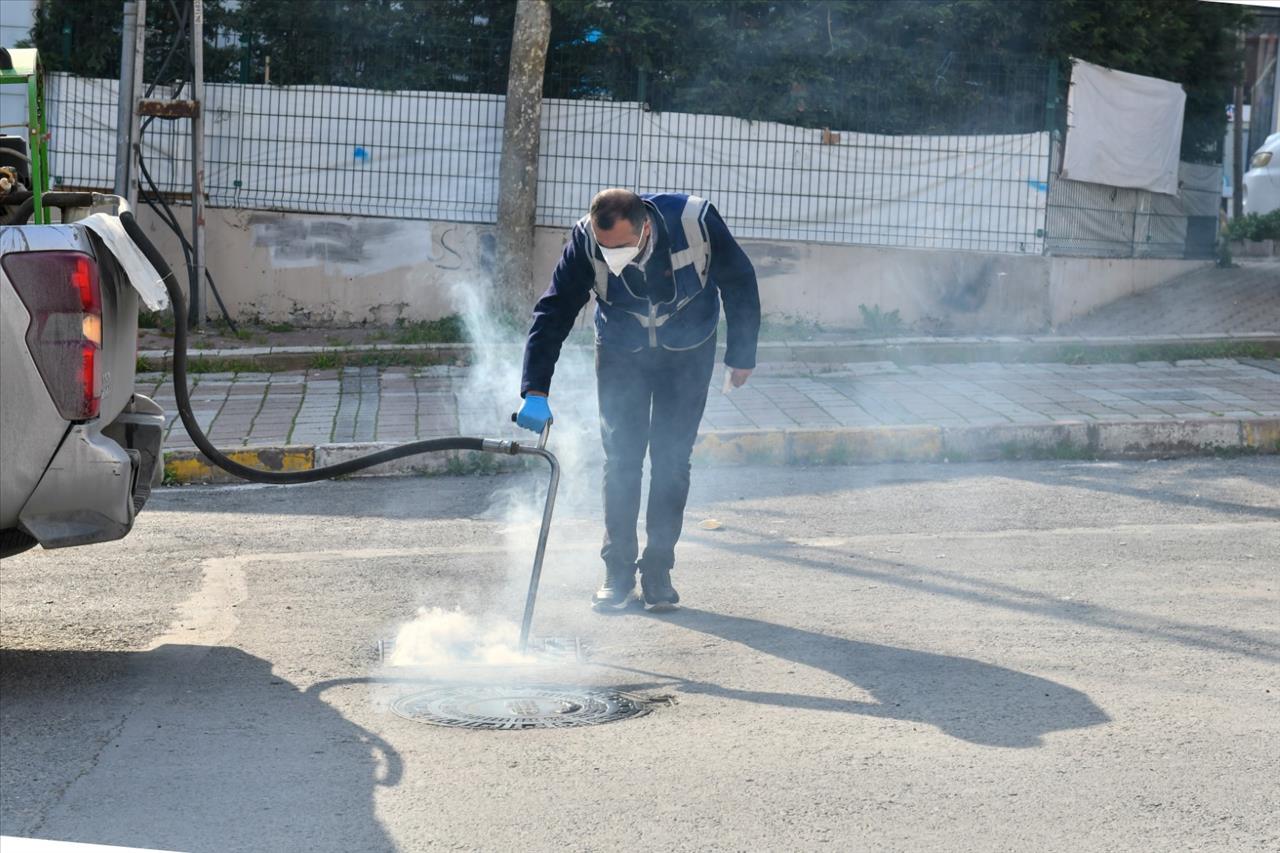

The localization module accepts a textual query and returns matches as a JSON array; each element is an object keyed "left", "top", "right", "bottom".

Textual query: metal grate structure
[{"left": 43, "top": 42, "right": 1064, "bottom": 255}]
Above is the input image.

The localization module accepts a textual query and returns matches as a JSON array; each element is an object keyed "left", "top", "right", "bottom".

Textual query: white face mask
[
  {"left": 599, "top": 243, "right": 641, "bottom": 277},
  {"left": 594, "top": 222, "right": 648, "bottom": 276}
]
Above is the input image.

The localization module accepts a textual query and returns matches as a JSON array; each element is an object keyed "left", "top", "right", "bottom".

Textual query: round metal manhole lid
[{"left": 392, "top": 684, "right": 652, "bottom": 730}]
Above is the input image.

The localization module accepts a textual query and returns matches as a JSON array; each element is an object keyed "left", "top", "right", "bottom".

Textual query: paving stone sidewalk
[
  {"left": 141, "top": 358, "right": 1280, "bottom": 451},
  {"left": 1062, "top": 260, "right": 1280, "bottom": 336}
]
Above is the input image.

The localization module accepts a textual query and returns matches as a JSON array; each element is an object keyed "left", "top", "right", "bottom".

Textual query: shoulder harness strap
[
  {"left": 667, "top": 195, "right": 711, "bottom": 287},
  {"left": 577, "top": 215, "right": 610, "bottom": 304}
]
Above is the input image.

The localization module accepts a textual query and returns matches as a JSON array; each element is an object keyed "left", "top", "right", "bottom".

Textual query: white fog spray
[{"left": 383, "top": 276, "right": 606, "bottom": 670}]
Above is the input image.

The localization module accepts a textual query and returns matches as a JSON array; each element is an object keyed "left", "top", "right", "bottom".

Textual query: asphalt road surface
[{"left": 2, "top": 459, "right": 1278, "bottom": 852}]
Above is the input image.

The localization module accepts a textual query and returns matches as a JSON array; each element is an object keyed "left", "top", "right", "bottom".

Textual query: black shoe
[
  {"left": 592, "top": 564, "right": 638, "bottom": 611},
  {"left": 640, "top": 566, "right": 680, "bottom": 612}
]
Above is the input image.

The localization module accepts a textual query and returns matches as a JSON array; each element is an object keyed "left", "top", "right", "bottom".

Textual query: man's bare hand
[{"left": 730, "top": 368, "right": 752, "bottom": 388}]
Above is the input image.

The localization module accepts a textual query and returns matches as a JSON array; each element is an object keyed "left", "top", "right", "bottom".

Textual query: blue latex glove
[{"left": 516, "top": 394, "right": 552, "bottom": 433}]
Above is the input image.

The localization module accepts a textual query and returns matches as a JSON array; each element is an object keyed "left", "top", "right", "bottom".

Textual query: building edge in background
[{"left": 0, "top": 0, "right": 36, "bottom": 129}]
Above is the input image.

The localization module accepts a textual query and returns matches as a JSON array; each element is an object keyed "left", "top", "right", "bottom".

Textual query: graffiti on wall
[{"left": 249, "top": 215, "right": 491, "bottom": 279}]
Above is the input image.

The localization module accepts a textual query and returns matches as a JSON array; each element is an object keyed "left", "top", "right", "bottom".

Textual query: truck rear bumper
[{"left": 18, "top": 394, "right": 166, "bottom": 549}]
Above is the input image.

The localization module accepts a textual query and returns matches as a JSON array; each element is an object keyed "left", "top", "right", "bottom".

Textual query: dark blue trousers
[{"left": 596, "top": 334, "right": 717, "bottom": 575}]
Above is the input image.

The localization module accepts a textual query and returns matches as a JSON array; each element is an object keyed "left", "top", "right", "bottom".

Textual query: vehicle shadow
[
  {"left": 0, "top": 645, "right": 399, "bottom": 852},
  {"left": 641, "top": 608, "right": 1110, "bottom": 748}
]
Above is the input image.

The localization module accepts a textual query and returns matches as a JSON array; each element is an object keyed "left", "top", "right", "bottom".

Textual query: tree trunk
[{"left": 495, "top": 0, "right": 552, "bottom": 317}]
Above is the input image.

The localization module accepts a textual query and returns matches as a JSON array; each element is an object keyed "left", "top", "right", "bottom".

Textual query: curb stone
[
  {"left": 161, "top": 417, "right": 1280, "bottom": 484},
  {"left": 138, "top": 334, "right": 1280, "bottom": 372},
  {"left": 163, "top": 446, "right": 315, "bottom": 485}
]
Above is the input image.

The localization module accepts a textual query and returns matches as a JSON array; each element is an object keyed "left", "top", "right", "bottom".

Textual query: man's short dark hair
[{"left": 590, "top": 188, "right": 647, "bottom": 232}]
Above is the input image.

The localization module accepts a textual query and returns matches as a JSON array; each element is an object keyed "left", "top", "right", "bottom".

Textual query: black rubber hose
[
  {"left": 135, "top": 142, "right": 239, "bottom": 333},
  {"left": 1, "top": 195, "right": 34, "bottom": 225},
  {"left": 42, "top": 191, "right": 97, "bottom": 207},
  {"left": 120, "top": 210, "right": 487, "bottom": 483}
]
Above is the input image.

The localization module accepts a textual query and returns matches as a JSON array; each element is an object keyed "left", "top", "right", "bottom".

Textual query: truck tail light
[{"left": 2, "top": 251, "right": 103, "bottom": 420}]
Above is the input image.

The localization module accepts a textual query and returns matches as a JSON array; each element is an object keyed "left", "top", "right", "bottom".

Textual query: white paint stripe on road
[{"left": 145, "top": 556, "right": 248, "bottom": 652}]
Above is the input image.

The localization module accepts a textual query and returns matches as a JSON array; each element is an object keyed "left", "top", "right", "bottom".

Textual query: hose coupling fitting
[{"left": 481, "top": 439, "right": 520, "bottom": 455}]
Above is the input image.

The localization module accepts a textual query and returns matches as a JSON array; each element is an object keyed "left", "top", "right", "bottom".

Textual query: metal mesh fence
[
  {"left": 538, "top": 56, "right": 1056, "bottom": 253},
  {"left": 207, "top": 85, "right": 504, "bottom": 220},
  {"left": 1044, "top": 144, "right": 1222, "bottom": 259},
  {"left": 41, "top": 44, "right": 1217, "bottom": 259},
  {"left": 538, "top": 105, "right": 1054, "bottom": 252}
]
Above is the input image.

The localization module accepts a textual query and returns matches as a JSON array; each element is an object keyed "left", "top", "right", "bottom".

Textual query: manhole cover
[{"left": 392, "top": 684, "right": 652, "bottom": 730}]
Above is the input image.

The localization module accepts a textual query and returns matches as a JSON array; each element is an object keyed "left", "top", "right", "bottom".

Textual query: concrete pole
[
  {"left": 494, "top": 0, "right": 551, "bottom": 315},
  {"left": 127, "top": 0, "right": 146, "bottom": 208},
  {"left": 1272, "top": 35, "right": 1280, "bottom": 136},
  {"left": 1233, "top": 88, "right": 1245, "bottom": 219},
  {"left": 189, "top": 0, "right": 205, "bottom": 327},
  {"left": 114, "top": 1, "right": 137, "bottom": 197}
]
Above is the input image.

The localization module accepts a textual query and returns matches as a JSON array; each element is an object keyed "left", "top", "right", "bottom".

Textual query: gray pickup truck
[{"left": 0, "top": 190, "right": 168, "bottom": 558}]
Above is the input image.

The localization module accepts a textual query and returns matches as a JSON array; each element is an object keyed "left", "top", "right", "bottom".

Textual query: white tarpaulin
[{"left": 1061, "top": 58, "right": 1186, "bottom": 195}]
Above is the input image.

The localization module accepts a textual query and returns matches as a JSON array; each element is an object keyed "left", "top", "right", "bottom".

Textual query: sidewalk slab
[{"left": 149, "top": 358, "right": 1280, "bottom": 483}]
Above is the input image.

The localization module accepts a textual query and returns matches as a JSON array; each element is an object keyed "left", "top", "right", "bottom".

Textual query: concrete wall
[
  {"left": 739, "top": 240, "right": 1054, "bottom": 333},
  {"left": 137, "top": 206, "right": 495, "bottom": 325},
  {"left": 1047, "top": 257, "right": 1212, "bottom": 327},
  {"left": 138, "top": 205, "right": 1209, "bottom": 332}
]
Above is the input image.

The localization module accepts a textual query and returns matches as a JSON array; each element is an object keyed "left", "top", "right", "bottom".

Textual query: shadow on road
[
  {"left": 0, "top": 646, "right": 399, "bottom": 852},
  {"left": 706, "top": 530, "right": 1280, "bottom": 664},
  {"left": 1000, "top": 465, "right": 1280, "bottom": 523},
  {"left": 642, "top": 608, "right": 1109, "bottom": 748}
]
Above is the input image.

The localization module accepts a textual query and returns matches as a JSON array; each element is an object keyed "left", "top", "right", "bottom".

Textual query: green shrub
[
  {"left": 858, "top": 303, "right": 904, "bottom": 336},
  {"left": 392, "top": 315, "right": 469, "bottom": 344},
  {"left": 1224, "top": 210, "right": 1280, "bottom": 242}
]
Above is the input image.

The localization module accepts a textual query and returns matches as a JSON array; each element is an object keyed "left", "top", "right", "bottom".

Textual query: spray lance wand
[{"left": 114, "top": 204, "right": 559, "bottom": 654}]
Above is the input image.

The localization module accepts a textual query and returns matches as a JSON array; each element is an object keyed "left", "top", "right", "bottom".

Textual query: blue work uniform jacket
[{"left": 521, "top": 193, "right": 761, "bottom": 397}]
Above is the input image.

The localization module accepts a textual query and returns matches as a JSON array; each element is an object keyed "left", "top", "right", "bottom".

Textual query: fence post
[
  {"left": 239, "top": 35, "right": 251, "bottom": 84},
  {"left": 1044, "top": 58, "right": 1059, "bottom": 134},
  {"left": 234, "top": 33, "right": 248, "bottom": 207},
  {"left": 1041, "top": 58, "right": 1060, "bottom": 255},
  {"left": 633, "top": 67, "right": 646, "bottom": 192}
]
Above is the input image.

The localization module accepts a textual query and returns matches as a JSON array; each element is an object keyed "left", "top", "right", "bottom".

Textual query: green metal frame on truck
[{"left": 1, "top": 48, "right": 50, "bottom": 224}]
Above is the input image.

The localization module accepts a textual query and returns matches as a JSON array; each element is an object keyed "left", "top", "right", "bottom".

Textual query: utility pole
[
  {"left": 114, "top": 1, "right": 138, "bottom": 197},
  {"left": 494, "top": 0, "right": 551, "bottom": 314},
  {"left": 1274, "top": 34, "right": 1280, "bottom": 136},
  {"left": 126, "top": 0, "right": 210, "bottom": 326},
  {"left": 128, "top": 0, "right": 146, "bottom": 208},
  {"left": 1233, "top": 28, "right": 1245, "bottom": 220},
  {"left": 190, "top": 0, "right": 205, "bottom": 327}
]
